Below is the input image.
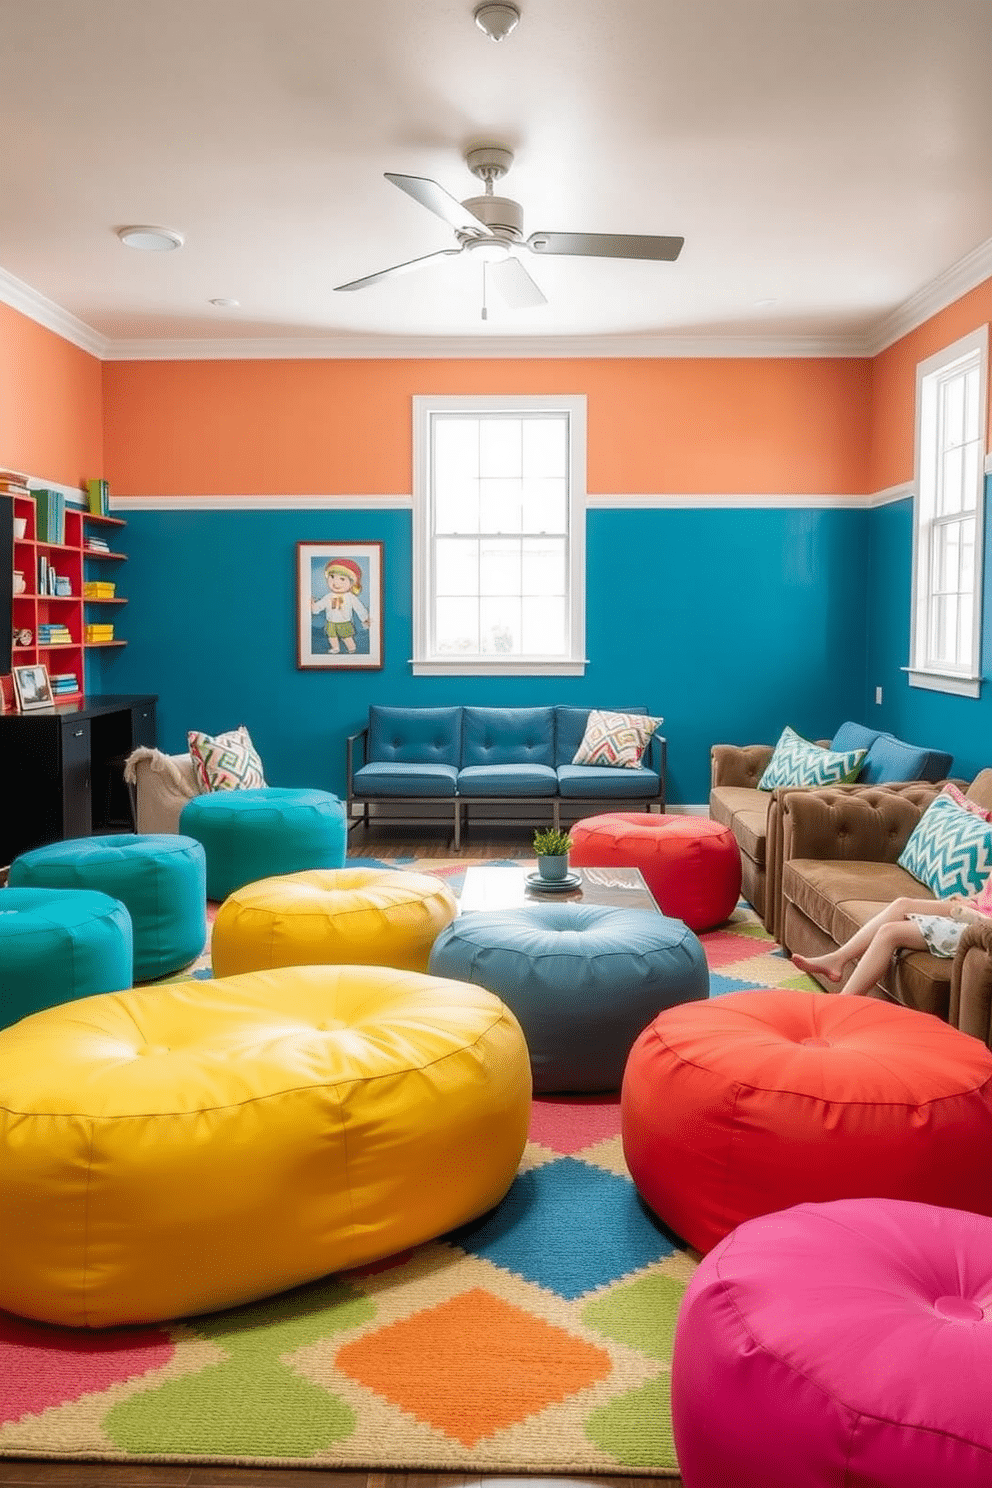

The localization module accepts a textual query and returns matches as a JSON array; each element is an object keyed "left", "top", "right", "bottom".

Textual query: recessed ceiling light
[
  {"left": 117, "top": 225, "right": 185, "bottom": 252},
  {"left": 209, "top": 297, "right": 240, "bottom": 308}
]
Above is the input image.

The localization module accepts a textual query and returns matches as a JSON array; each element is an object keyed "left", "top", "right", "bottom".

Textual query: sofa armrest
[
  {"left": 949, "top": 917, "right": 992, "bottom": 1048},
  {"left": 779, "top": 781, "right": 941, "bottom": 869},
  {"left": 648, "top": 733, "right": 667, "bottom": 810},
  {"left": 710, "top": 743, "right": 774, "bottom": 790},
  {"left": 346, "top": 727, "right": 369, "bottom": 783}
]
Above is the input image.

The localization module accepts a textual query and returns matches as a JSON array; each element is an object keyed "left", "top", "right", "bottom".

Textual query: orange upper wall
[
  {"left": 0, "top": 304, "right": 102, "bottom": 484},
  {"left": 101, "top": 355, "right": 871, "bottom": 498},
  {"left": 869, "top": 278, "right": 992, "bottom": 493}
]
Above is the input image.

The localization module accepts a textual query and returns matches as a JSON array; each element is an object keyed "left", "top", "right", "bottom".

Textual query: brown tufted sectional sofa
[{"left": 778, "top": 770, "right": 992, "bottom": 1026}]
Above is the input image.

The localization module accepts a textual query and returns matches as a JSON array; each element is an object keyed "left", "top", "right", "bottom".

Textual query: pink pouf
[
  {"left": 570, "top": 812, "right": 741, "bottom": 930},
  {"left": 672, "top": 1198, "right": 992, "bottom": 1488}
]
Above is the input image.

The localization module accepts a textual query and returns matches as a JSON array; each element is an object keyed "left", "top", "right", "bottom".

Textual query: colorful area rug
[{"left": 0, "top": 861, "right": 817, "bottom": 1473}]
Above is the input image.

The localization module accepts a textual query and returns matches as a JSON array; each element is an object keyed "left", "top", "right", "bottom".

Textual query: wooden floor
[{"left": 2, "top": 825, "right": 683, "bottom": 1488}]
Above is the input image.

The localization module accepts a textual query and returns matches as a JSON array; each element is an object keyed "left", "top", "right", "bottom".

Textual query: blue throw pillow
[
  {"left": 897, "top": 792, "right": 992, "bottom": 898},
  {"left": 859, "top": 734, "right": 933, "bottom": 786}
]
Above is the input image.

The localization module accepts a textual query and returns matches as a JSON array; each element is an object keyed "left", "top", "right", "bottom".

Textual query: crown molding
[
  {"left": 98, "top": 329, "right": 869, "bottom": 361},
  {"left": 864, "top": 237, "right": 992, "bottom": 356},
  {"left": 0, "top": 266, "right": 109, "bottom": 358}
]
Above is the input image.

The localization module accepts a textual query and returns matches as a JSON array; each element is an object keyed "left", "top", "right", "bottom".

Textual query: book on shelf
[
  {"left": 84, "top": 536, "right": 111, "bottom": 553},
  {"left": 84, "top": 581, "right": 116, "bottom": 598},
  {"left": 33, "top": 488, "right": 65, "bottom": 544},
  {"left": 85, "top": 624, "right": 115, "bottom": 642},
  {"left": 86, "top": 478, "right": 109, "bottom": 517}
]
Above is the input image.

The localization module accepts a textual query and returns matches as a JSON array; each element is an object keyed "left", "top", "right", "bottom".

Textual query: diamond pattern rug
[{"left": 0, "top": 860, "right": 818, "bottom": 1474}]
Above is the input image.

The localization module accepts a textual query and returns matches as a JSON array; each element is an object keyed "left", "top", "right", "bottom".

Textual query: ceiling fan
[{"left": 334, "top": 145, "right": 684, "bottom": 316}]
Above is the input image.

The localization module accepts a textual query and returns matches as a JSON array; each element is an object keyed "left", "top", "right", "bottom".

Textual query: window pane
[
  {"left": 480, "top": 539, "right": 521, "bottom": 596},
  {"left": 521, "top": 478, "right": 567, "bottom": 533},
  {"left": 436, "top": 597, "right": 479, "bottom": 653},
  {"left": 930, "top": 594, "right": 959, "bottom": 667},
  {"left": 965, "top": 367, "right": 981, "bottom": 442},
  {"left": 941, "top": 446, "right": 963, "bottom": 514},
  {"left": 523, "top": 417, "right": 567, "bottom": 477},
  {"left": 943, "top": 375, "right": 965, "bottom": 447},
  {"left": 522, "top": 538, "right": 566, "bottom": 595},
  {"left": 522, "top": 596, "right": 566, "bottom": 653},
  {"left": 963, "top": 441, "right": 981, "bottom": 510},
  {"left": 480, "top": 597, "right": 521, "bottom": 653},
  {"left": 479, "top": 419, "right": 521, "bottom": 477},
  {"left": 933, "top": 523, "right": 961, "bottom": 592},
  {"left": 436, "top": 538, "right": 478, "bottom": 596},
  {"left": 435, "top": 479, "right": 480, "bottom": 534},
  {"left": 479, "top": 478, "right": 523, "bottom": 533},
  {"left": 961, "top": 519, "right": 976, "bottom": 590}
]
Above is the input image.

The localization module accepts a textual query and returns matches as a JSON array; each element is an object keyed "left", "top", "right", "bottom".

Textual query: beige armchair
[{"left": 123, "top": 747, "right": 202, "bottom": 835}]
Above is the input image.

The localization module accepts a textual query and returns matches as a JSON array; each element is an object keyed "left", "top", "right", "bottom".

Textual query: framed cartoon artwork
[
  {"left": 297, "top": 542, "right": 383, "bottom": 670},
  {"left": 12, "top": 663, "right": 55, "bottom": 712}
]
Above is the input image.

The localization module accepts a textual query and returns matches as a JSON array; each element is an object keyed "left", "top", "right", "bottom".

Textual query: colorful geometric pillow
[
  {"left": 187, "top": 724, "right": 266, "bottom": 792},
  {"left": 757, "top": 726, "right": 866, "bottom": 791},
  {"left": 571, "top": 710, "right": 663, "bottom": 769},
  {"left": 897, "top": 792, "right": 992, "bottom": 899}
]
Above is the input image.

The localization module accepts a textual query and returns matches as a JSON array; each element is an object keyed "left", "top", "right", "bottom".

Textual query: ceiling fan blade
[
  {"left": 488, "top": 254, "right": 547, "bottom": 309},
  {"left": 385, "top": 172, "right": 487, "bottom": 233},
  {"left": 334, "top": 247, "right": 462, "bottom": 292},
  {"left": 526, "top": 231, "right": 684, "bottom": 262}
]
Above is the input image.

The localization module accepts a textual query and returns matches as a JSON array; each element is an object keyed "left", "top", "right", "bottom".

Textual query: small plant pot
[{"left": 537, "top": 854, "right": 570, "bottom": 882}]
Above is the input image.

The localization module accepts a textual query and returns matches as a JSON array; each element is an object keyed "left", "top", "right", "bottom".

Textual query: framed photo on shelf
[
  {"left": 12, "top": 663, "right": 55, "bottom": 713},
  {"left": 297, "top": 541, "right": 383, "bottom": 670}
]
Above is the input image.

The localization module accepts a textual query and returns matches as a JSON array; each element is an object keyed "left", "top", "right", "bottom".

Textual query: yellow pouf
[
  {"left": 212, "top": 867, "right": 458, "bottom": 978},
  {"left": 0, "top": 965, "right": 531, "bottom": 1328}
]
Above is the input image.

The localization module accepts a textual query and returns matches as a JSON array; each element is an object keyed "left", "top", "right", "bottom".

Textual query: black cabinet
[{"left": 0, "top": 694, "right": 157, "bottom": 866}]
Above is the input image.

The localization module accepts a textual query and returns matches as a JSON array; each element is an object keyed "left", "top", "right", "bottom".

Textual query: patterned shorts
[{"left": 905, "top": 913, "right": 966, "bottom": 960}]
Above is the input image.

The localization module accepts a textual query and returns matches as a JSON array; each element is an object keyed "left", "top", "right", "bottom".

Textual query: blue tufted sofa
[{"left": 347, "top": 705, "right": 666, "bottom": 849}]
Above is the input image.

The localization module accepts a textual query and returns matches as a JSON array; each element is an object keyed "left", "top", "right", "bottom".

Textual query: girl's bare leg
[
  {"left": 836, "top": 918, "right": 929, "bottom": 997},
  {"left": 792, "top": 896, "right": 948, "bottom": 984}
]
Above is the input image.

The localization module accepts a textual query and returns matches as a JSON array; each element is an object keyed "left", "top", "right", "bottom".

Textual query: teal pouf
[
  {"left": 0, "top": 887, "right": 133, "bottom": 1027},
  {"left": 179, "top": 788, "right": 347, "bottom": 901},
  {"left": 9, "top": 835, "right": 206, "bottom": 982},
  {"left": 428, "top": 902, "right": 709, "bottom": 1093}
]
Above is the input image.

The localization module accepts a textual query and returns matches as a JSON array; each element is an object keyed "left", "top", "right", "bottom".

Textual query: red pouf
[
  {"left": 621, "top": 988, "right": 992, "bottom": 1254},
  {"left": 570, "top": 812, "right": 741, "bottom": 930}
]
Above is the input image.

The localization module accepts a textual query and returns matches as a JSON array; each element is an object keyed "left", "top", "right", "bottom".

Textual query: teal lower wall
[
  {"left": 105, "top": 504, "right": 872, "bottom": 805},
  {"left": 864, "top": 478, "right": 992, "bottom": 786}
]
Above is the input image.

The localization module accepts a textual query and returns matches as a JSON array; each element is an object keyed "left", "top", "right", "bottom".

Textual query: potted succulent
[{"left": 532, "top": 827, "right": 574, "bottom": 882}]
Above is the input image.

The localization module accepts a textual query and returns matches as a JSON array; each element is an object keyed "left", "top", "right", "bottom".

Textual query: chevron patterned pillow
[
  {"left": 571, "top": 710, "right": 663, "bottom": 769},
  {"left": 898, "top": 791, "right": 992, "bottom": 899},
  {"left": 187, "top": 724, "right": 266, "bottom": 792},
  {"left": 758, "top": 725, "right": 866, "bottom": 791}
]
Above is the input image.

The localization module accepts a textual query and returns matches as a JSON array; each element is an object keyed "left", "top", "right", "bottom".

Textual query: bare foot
[{"left": 792, "top": 953, "right": 844, "bottom": 984}]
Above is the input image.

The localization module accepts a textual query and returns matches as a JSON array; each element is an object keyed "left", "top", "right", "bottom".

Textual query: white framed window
[
  {"left": 908, "top": 325, "right": 989, "bottom": 698},
  {"left": 412, "top": 395, "right": 587, "bottom": 676}
]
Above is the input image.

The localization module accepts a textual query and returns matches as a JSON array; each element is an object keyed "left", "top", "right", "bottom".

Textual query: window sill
[
  {"left": 904, "top": 667, "right": 983, "bottom": 699},
  {"left": 412, "top": 658, "right": 588, "bottom": 677}
]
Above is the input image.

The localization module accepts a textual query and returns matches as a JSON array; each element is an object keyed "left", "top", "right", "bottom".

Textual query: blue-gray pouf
[
  {"left": 428, "top": 902, "right": 709, "bottom": 1093},
  {"left": 179, "top": 787, "right": 347, "bottom": 901},
  {"left": 0, "top": 887, "right": 133, "bottom": 1027},
  {"left": 9, "top": 834, "right": 206, "bottom": 982}
]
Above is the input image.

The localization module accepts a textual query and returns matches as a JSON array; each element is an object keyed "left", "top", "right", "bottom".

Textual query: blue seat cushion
[
  {"left": 457, "top": 764, "right": 559, "bottom": 798},
  {"left": 557, "top": 764, "right": 661, "bottom": 799},
  {"left": 367, "top": 705, "right": 462, "bottom": 767},
  {"left": 461, "top": 706, "right": 555, "bottom": 768},
  {"left": 555, "top": 705, "right": 649, "bottom": 766},
  {"left": 353, "top": 762, "right": 458, "bottom": 798}
]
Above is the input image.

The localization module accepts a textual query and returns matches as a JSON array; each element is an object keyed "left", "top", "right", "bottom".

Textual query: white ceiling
[{"left": 2, "top": 0, "right": 992, "bottom": 357}]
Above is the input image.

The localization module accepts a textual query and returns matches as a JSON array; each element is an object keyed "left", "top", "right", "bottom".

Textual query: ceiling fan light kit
[{"left": 473, "top": 2, "right": 520, "bottom": 42}]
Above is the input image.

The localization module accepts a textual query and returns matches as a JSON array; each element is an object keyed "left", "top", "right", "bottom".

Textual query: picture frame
[
  {"left": 297, "top": 541, "right": 383, "bottom": 670},
  {"left": 13, "top": 663, "right": 55, "bottom": 712}
]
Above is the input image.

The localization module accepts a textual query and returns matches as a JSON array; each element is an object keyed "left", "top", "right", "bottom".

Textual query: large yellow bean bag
[
  {"left": 212, "top": 867, "right": 458, "bottom": 977},
  {"left": 0, "top": 965, "right": 531, "bottom": 1328}
]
